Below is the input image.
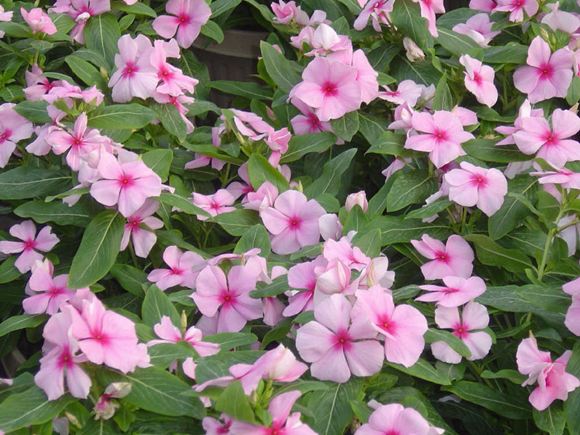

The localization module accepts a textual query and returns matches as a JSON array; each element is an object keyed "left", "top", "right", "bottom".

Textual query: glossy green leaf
[{"left": 0, "top": 167, "right": 70, "bottom": 200}]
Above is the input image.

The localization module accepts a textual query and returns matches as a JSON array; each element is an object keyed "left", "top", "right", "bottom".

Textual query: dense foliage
[{"left": 0, "top": 0, "right": 579, "bottom": 433}]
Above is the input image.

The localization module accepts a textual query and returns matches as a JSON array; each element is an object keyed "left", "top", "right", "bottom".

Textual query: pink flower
[
  {"left": 0, "top": 221, "right": 59, "bottom": 273},
  {"left": 319, "top": 213, "right": 343, "bottom": 241},
  {"left": 323, "top": 238, "right": 370, "bottom": 271},
  {"left": 148, "top": 316, "right": 220, "bottom": 356},
  {"left": 418, "top": 275, "right": 486, "bottom": 307},
  {"left": 444, "top": 161, "right": 508, "bottom": 216},
  {"left": 296, "top": 294, "right": 384, "bottom": 383},
  {"left": 495, "top": 99, "right": 544, "bottom": 145},
  {"left": 271, "top": 1, "right": 305, "bottom": 24},
  {"left": 403, "top": 37, "right": 426, "bottom": 62},
  {"left": 352, "top": 49, "right": 379, "bottom": 104},
  {"left": 94, "top": 382, "right": 132, "bottom": 420},
  {"left": 283, "top": 257, "right": 326, "bottom": 317},
  {"left": 108, "top": 35, "right": 158, "bottom": 103},
  {"left": 151, "top": 39, "right": 197, "bottom": 96},
  {"left": 21, "top": 8, "right": 57, "bottom": 35},
  {"left": 0, "top": 6, "right": 14, "bottom": 39},
  {"left": 459, "top": 54, "right": 498, "bottom": 107},
  {"left": 432, "top": 302, "right": 492, "bottom": 363},
  {"left": 121, "top": 200, "right": 163, "bottom": 258},
  {"left": 290, "top": 57, "right": 362, "bottom": 122},
  {"left": 47, "top": 113, "right": 105, "bottom": 171},
  {"left": 0, "top": 103, "right": 34, "bottom": 168},
  {"left": 378, "top": 80, "right": 423, "bottom": 107},
  {"left": 414, "top": 0, "right": 445, "bottom": 37},
  {"left": 354, "top": 0, "right": 394, "bottom": 32},
  {"left": 469, "top": 0, "right": 497, "bottom": 12},
  {"left": 563, "top": 278, "right": 580, "bottom": 336},
  {"left": 356, "top": 403, "right": 443, "bottom": 435},
  {"left": 35, "top": 311, "right": 91, "bottom": 400},
  {"left": 90, "top": 152, "right": 163, "bottom": 217},
  {"left": 231, "top": 109, "right": 274, "bottom": 141},
  {"left": 260, "top": 190, "right": 326, "bottom": 255},
  {"left": 353, "top": 286, "right": 427, "bottom": 367},
  {"left": 192, "top": 265, "right": 262, "bottom": 333},
  {"left": 147, "top": 246, "right": 204, "bottom": 290},
  {"left": 411, "top": 234, "right": 474, "bottom": 280},
  {"left": 513, "top": 37, "right": 574, "bottom": 104},
  {"left": 541, "top": 3, "right": 580, "bottom": 34},
  {"left": 152, "top": 0, "right": 211, "bottom": 49},
  {"left": 516, "top": 336, "right": 580, "bottom": 410},
  {"left": 290, "top": 98, "right": 332, "bottom": 135},
  {"left": 50, "top": 0, "right": 110, "bottom": 43},
  {"left": 192, "top": 189, "right": 236, "bottom": 221},
  {"left": 68, "top": 298, "right": 150, "bottom": 373},
  {"left": 230, "top": 391, "right": 316, "bottom": 435},
  {"left": 203, "top": 415, "right": 233, "bottom": 435},
  {"left": 512, "top": 109, "right": 580, "bottom": 168},
  {"left": 453, "top": 13, "right": 500, "bottom": 47},
  {"left": 23, "top": 260, "right": 76, "bottom": 315},
  {"left": 405, "top": 111, "right": 474, "bottom": 168},
  {"left": 345, "top": 191, "right": 368, "bottom": 212},
  {"left": 494, "top": 0, "right": 538, "bottom": 22},
  {"left": 243, "top": 182, "right": 278, "bottom": 211}
]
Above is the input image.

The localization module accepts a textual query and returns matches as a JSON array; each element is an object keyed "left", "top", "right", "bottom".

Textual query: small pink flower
[
  {"left": 108, "top": 35, "right": 158, "bottom": 103},
  {"left": 319, "top": 213, "right": 343, "bottom": 241},
  {"left": 230, "top": 391, "right": 316, "bottom": 435},
  {"left": 356, "top": 403, "right": 443, "bottom": 435},
  {"left": 459, "top": 54, "right": 498, "bottom": 107},
  {"left": 90, "top": 152, "right": 163, "bottom": 217},
  {"left": 352, "top": 49, "right": 379, "bottom": 104},
  {"left": 0, "top": 103, "right": 34, "bottom": 168},
  {"left": 414, "top": 0, "right": 445, "bottom": 37},
  {"left": 323, "top": 238, "right": 370, "bottom": 271},
  {"left": 260, "top": 190, "right": 326, "bottom": 255},
  {"left": 147, "top": 246, "right": 204, "bottom": 290},
  {"left": 354, "top": 0, "right": 394, "bottom": 32},
  {"left": 532, "top": 166, "right": 580, "bottom": 191},
  {"left": 296, "top": 294, "right": 384, "bottom": 383},
  {"left": 50, "top": 0, "right": 110, "bottom": 43},
  {"left": 21, "top": 8, "right": 57, "bottom": 35},
  {"left": 432, "top": 302, "right": 492, "bottom": 363},
  {"left": 290, "top": 98, "right": 332, "bottom": 135},
  {"left": 513, "top": 108, "right": 580, "bottom": 168},
  {"left": 0, "top": 6, "right": 14, "bottom": 39},
  {"left": 68, "top": 298, "right": 150, "bottom": 373},
  {"left": 23, "top": 260, "right": 77, "bottom": 315},
  {"left": 148, "top": 316, "right": 220, "bottom": 356},
  {"left": 541, "top": 3, "right": 580, "bottom": 34},
  {"left": 411, "top": 234, "right": 474, "bottom": 280},
  {"left": 290, "top": 56, "right": 362, "bottom": 122},
  {"left": 444, "top": 162, "right": 508, "bottom": 216},
  {"left": 271, "top": 1, "right": 305, "bottom": 24},
  {"left": 203, "top": 415, "right": 233, "bottom": 435},
  {"left": 47, "top": 113, "right": 105, "bottom": 171},
  {"left": 403, "top": 37, "right": 426, "bottom": 62},
  {"left": 120, "top": 200, "right": 164, "bottom": 258},
  {"left": 152, "top": 0, "right": 211, "bottom": 49},
  {"left": 35, "top": 311, "right": 91, "bottom": 400},
  {"left": 469, "top": 0, "right": 497, "bottom": 12},
  {"left": 243, "top": 182, "right": 278, "bottom": 212},
  {"left": 563, "top": 278, "right": 580, "bottom": 336},
  {"left": 405, "top": 110, "right": 474, "bottom": 168},
  {"left": 283, "top": 257, "right": 326, "bottom": 317},
  {"left": 192, "top": 265, "right": 262, "bottom": 333},
  {"left": 513, "top": 37, "right": 574, "bottom": 104},
  {"left": 516, "top": 336, "right": 580, "bottom": 411},
  {"left": 378, "top": 80, "right": 423, "bottom": 107},
  {"left": 418, "top": 275, "right": 486, "bottom": 307},
  {"left": 0, "top": 221, "right": 59, "bottom": 273},
  {"left": 151, "top": 39, "right": 198, "bottom": 97},
  {"left": 495, "top": 99, "right": 544, "bottom": 145},
  {"left": 353, "top": 286, "right": 428, "bottom": 367},
  {"left": 453, "top": 13, "right": 500, "bottom": 47},
  {"left": 94, "top": 382, "right": 132, "bottom": 420},
  {"left": 494, "top": 0, "right": 538, "bottom": 22},
  {"left": 192, "top": 189, "right": 236, "bottom": 221},
  {"left": 231, "top": 109, "right": 274, "bottom": 141}
]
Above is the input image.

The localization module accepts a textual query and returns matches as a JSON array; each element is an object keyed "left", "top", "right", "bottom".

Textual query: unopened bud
[{"left": 403, "top": 37, "right": 425, "bottom": 62}]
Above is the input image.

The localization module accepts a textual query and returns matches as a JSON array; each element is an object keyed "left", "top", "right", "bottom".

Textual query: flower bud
[
  {"left": 345, "top": 191, "right": 368, "bottom": 212},
  {"left": 403, "top": 37, "right": 425, "bottom": 62}
]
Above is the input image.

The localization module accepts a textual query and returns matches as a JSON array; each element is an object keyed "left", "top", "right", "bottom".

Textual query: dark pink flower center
[
  {"left": 158, "top": 65, "right": 174, "bottom": 82},
  {"left": 443, "top": 287, "right": 459, "bottom": 295},
  {"left": 386, "top": 430, "right": 401, "bottom": 435},
  {"left": 176, "top": 13, "right": 191, "bottom": 25},
  {"left": 513, "top": 0, "right": 524, "bottom": 8},
  {"left": 321, "top": 81, "right": 338, "bottom": 97},
  {"left": 118, "top": 174, "right": 134, "bottom": 189},
  {"left": 23, "top": 239, "right": 36, "bottom": 251},
  {"left": 386, "top": 90, "right": 400, "bottom": 98},
  {"left": 0, "top": 129, "right": 12, "bottom": 144},
  {"left": 171, "top": 267, "right": 183, "bottom": 276},
  {"left": 308, "top": 112, "right": 323, "bottom": 131},
  {"left": 288, "top": 215, "right": 302, "bottom": 230},
  {"left": 122, "top": 61, "right": 139, "bottom": 79},
  {"left": 266, "top": 423, "right": 285, "bottom": 435},
  {"left": 377, "top": 314, "right": 397, "bottom": 334},
  {"left": 127, "top": 216, "right": 142, "bottom": 230},
  {"left": 538, "top": 63, "right": 553, "bottom": 79},
  {"left": 48, "top": 286, "right": 65, "bottom": 297},
  {"left": 472, "top": 71, "right": 483, "bottom": 85},
  {"left": 453, "top": 323, "right": 469, "bottom": 339},
  {"left": 432, "top": 128, "right": 448, "bottom": 142},
  {"left": 435, "top": 251, "right": 449, "bottom": 263},
  {"left": 209, "top": 201, "right": 222, "bottom": 211},
  {"left": 470, "top": 173, "right": 488, "bottom": 188},
  {"left": 92, "top": 330, "right": 110, "bottom": 345},
  {"left": 58, "top": 347, "right": 74, "bottom": 369},
  {"left": 220, "top": 291, "right": 236, "bottom": 306},
  {"left": 542, "top": 131, "right": 558, "bottom": 146},
  {"left": 373, "top": 0, "right": 387, "bottom": 9},
  {"left": 71, "top": 135, "right": 84, "bottom": 149},
  {"left": 333, "top": 329, "right": 352, "bottom": 350}
]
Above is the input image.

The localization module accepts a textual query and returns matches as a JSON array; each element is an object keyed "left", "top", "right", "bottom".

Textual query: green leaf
[
  {"left": 463, "top": 139, "right": 528, "bottom": 163},
  {"left": 0, "top": 167, "right": 70, "bottom": 200},
  {"left": 65, "top": 55, "right": 106, "bottom": 88},
  {"left": 488, "top": 176, "right": 536, "bottom": 240},
  {"left": 352, "top": 228, "right": 383, "bottom": 257},
  {"left": 195, "top": 350, "right": 262, "bottom": 383},
  {"left": 204, "top": 332, "right": 258, "bottom": 350},
  {"left": 365, "top": 131, "right": 405, "bottom": 156},
  {"left": 142, "top": 149, "right": 173, "bottom": 182},
  {"left": 281, "top": 132, "right": 335, "bottom": 163},
  {"left": 83, "top": 13, "right": 121, "bottom": 69},
  {"left": 534, "top": 406, "right": 566, "bottom": 435},
  {"left": 14, "top": 199, "right": 91, "bottom": 227},
  {"left": 565, "top": 342, "right": 580, "bottom": 433},
  {"left": 306, "top": 380, "right": 363, "bottom": 435},
  {"left": 444, "top": 381, "right": 530, "bottom": 419},
  {"left": 391, "top": 0, "right": 432, "bottom": 50},
  {"left": 391, "top": 57, "right": 442, "bottom": 86},
  {"left": 214, "top": 382, "right": 256, "bottom": 423},
  {"left": 389, "top": 358, "right": 452, "bottom": 385},
  {"left": 234, "top": 225, "right": 271, "bottom": 257},
  {"left": 464, "top": 234, "right": 533, "bottom": 273},
  {"left": 483, "top": 43, "right": 528, "bottom": 64},
  {"left": 436, "top": 27, "right": 481, "bottom": 56},
  {"left": 566, "top": 76, "right": 580, "bottom": 106},
  {"left": 114, "top": 0, "right": 157, "bottom": 17},
  {"left": 142, "top": 285, "right": 180, "bottom": 327},
  {"left": 305, "top": 149, "right": 357, "bottom": 197},
  {"left": 0, "top": 22, "right": 31, "bottom": 38},
  {"left": 260, "top": 41, "right": 302, "bottom": 93},
  {"left": 102, "top": 367, "right": 204, "bottom": 418},
  {"left": 88, "top": 104, "right": 157, "bottom": 130},
  {"left": 154, "top": 104, "right": 187, "bottom": 141},
  {"left": 110, "top": 264, "right": 147, "bottom": 297},
  {"left": 425, "top": 329, "right": 471, "bottom": 358},
  {"left": 432, "top": 73, "right": 453, "bottom": 110},
  {"left": 201, "top": 20, "right": 224, "bottom": 43},
  {"left": 158, "top": 192, "right": 210, "bottom": 219},
  {"left": 436, "top": 8, "right": 478, "bottom": 29},
  {"left": 0, "top": 314, "right": 46, "bottom": 338},
  {"left": 481, "top": 369, "right": 526, "bottom": 384},
  {"left": 251, "top": 275, "right": 289, "bottom": 298},
  {"left": 209, "top": 80, "right": 273, "bottom": 100},
  {"left": 331, "top": 112, "right": 359, "bottom": 142},
  {"left": 149, "top": 342, "right": 198, "bottom": 367},
  {"left": 0, "top": 386, "right": 75, "bottom": 432},
  {"left": 0, "top": 257, "right": 20, "bottom": 285},
  {"left": 364, "top": 215, "right": 451, "bottom": 246},
  {"left": 211, "top": 0, "right": 242, "bottom": 17},
  {"left": 405, "top": 199, "right": 453, "bottom": 220},
  {"left": 212, "top": 209, "right": 261, "bottom": 236},
  {"left": 386, "top": 169, "right": 436, "bottom": 212},
  {"left": 68, "top": 211, "right": 125, "bottom": 289},
  {"left": 247, "top": 153, "right": 290, "bottom": 192},
  {"left": 14, "top": 100, "right": 51, "bottom": 124}
]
